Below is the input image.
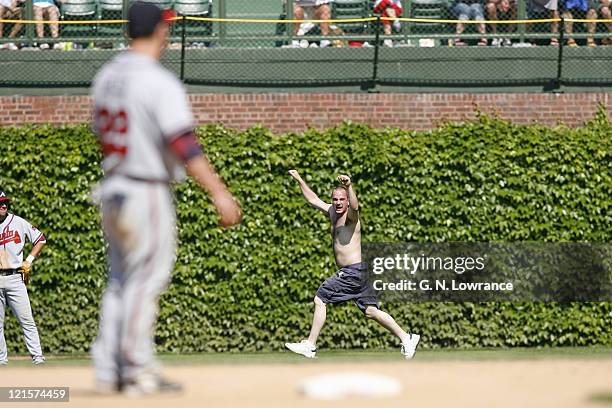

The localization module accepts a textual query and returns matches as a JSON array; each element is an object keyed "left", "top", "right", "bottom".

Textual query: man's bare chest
[{"left": 331, "top": 216, "right": 359, "bottom": 243}]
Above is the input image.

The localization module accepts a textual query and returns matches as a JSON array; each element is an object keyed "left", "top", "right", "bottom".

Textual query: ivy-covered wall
[{"left": 1, "top": 111, "right": 610, "bottom": 354}]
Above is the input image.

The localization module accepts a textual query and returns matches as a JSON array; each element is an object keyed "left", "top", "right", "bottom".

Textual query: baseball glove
[{"left": 19, "top": 262, "right": 31, "bottom": 285}]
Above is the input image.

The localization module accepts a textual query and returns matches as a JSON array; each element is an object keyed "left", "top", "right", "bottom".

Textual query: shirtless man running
[{"left": 285, "top": 170, "right": 420, "bottom": 359}]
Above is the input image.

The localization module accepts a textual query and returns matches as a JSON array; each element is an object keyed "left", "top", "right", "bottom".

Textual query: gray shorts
[{"left": 316, "top": 262, "right": 379, "bottom": 313}]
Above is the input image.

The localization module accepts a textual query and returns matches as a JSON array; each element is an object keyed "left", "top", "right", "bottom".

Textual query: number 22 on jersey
[{"left": 94, "top": 107, "right": 129, "bottom": 171}]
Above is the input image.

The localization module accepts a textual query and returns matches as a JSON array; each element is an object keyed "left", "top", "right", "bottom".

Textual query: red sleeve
[{"left": 168, "top": 131, "right": 203, "bottom": 162}]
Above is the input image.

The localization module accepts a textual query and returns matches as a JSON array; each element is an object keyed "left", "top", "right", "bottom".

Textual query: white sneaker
[
  {"left": 502, "top": 38, "right": 512, "bottom": 47},
  {"left": 285, "top": 340, "right": 316, "bottom": 358},
  {"left": 39, "top": 43, "right": 50, "bottom": 50},
  {"left": 491, "top": 38, "right": 501, "bottom": 47},
  {"left": 400, "top": 334, "right": 420, "bottom": 360},
  {"left": 0, "top": 360, "right": 7, "bottom": 365},
  {"left": 320, "top": 39, "right": 331, "bottom": 48},
  {"left": 383, "top": 39, "right": 393, "bottom": 47},
  {"left": 123, "top": 373, "right": 182, "bottom": 396},
  {"left": 6, "top": 42, "right": 18, "bottom": 50},
  {"left": 33, "top": 356, "right": 45, "bottom": 365}
]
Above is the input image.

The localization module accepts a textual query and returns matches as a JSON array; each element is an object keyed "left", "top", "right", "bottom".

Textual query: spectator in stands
[
  {"left": 486, "top": 0, "right": 516, "bottom": 45},
  {"left": 373, "top": 0, "right": 403, "bottom": 47},
  {"left": 561, "top": 0, "right": 598, "bottom": 46},
  {"left": 0, "top": 0, "right": 24, "bottom": 49},
  {"left": 33, "top": 0, "right": 61, "bottom": 49},
  {"left": 598, "top": 0, "right": 612, "bottom": 44},
  {"left": 293, "top": 0, "right": 332, "bottom": 47},
  {"left": 451, "top": 0, "right": 488, "bottom": 46},
  {"left": 527, "top": 0, "right": 559, "bottom": 46}
]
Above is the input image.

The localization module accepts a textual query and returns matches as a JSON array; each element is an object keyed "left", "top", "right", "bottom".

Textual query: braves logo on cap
[{"left": 0, "top": 191, "right": 10, "bottom": 201}]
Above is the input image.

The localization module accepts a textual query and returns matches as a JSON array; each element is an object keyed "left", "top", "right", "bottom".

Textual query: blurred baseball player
[
  {"left": 90, "top": 2, "right": 241, "bottom": 395},
  {"left": 0, "top": 191, "right": 46, "bottom": 365},
  {"left": 285, "top": 171, "right": 420, "bottom": 359}
]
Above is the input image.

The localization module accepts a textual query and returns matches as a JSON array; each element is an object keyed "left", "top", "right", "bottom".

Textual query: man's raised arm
[
  {"left": 338, "top": 174, "right": 359, "bottom": 219},
  {"left": 289, "top": 170, "right": 331, "bottom": 214}
]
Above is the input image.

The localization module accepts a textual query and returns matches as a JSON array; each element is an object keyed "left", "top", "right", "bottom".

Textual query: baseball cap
[
  {"left": 0, "top": 191, "right": 10, "bottom": 201},
  {"left": 128, "top": 2, "right": 176, "bottom": 39}
]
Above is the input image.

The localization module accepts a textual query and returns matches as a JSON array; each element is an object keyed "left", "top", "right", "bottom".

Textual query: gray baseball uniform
[
  {"left": 0, "top": 213, "right": 45, "bottom": 364},
  {"left": 90, "top": 51, "right": 194, "bottom": 385}
]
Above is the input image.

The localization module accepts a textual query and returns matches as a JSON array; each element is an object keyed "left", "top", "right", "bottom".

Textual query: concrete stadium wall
[{"left": 0, "top": 93, "right": 609, "bottom": 132}]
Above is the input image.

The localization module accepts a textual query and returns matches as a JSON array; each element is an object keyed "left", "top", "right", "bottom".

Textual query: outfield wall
[{"left": 1, "top": 93, "right": 610, "bottom": 132}]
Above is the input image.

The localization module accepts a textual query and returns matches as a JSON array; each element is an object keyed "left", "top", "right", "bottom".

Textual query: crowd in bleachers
[
  {"left": 287, "top": 0, "right": 611, "bottom": 47},
  {"left": 0, "top": 0, "right": 611, "bottom": 49},
  {"left": 0, "top": 0, "right": 61, "bottom": 49}
]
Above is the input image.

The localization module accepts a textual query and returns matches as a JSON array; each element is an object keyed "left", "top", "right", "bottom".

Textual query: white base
[{"left": 298, "top": 372, "right": 402, "bottom": 400}]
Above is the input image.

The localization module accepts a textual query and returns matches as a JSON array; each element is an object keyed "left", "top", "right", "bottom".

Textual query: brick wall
[{"left": 1, "top": 93, "right": 609, "bottom": 132}]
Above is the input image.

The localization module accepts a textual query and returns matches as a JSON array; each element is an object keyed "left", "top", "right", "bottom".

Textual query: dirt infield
[{"left": 2, "top": 357, "right": 612, "bottom": 408}]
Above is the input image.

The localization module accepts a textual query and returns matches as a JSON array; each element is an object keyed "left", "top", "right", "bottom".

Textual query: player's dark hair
[{"left": 128, "top": 2, "right": 163, "bottom": 39}]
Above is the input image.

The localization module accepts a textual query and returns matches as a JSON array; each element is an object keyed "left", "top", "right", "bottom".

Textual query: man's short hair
[{"left": 332, "top": 185, "right": 348, "bottom": 196}]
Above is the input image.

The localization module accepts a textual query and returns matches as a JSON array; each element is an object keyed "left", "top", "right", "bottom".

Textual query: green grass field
[{"left": 6, "top": 347, "right": 612, "bottom": 367}]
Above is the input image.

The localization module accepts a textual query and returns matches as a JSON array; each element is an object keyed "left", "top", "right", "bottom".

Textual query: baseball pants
[
  {"left": 0, "top": 274, "right": 44, "bottom": 363},
  {"left": 91, "top": 177, "right": 176, "bottom": 384}
]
